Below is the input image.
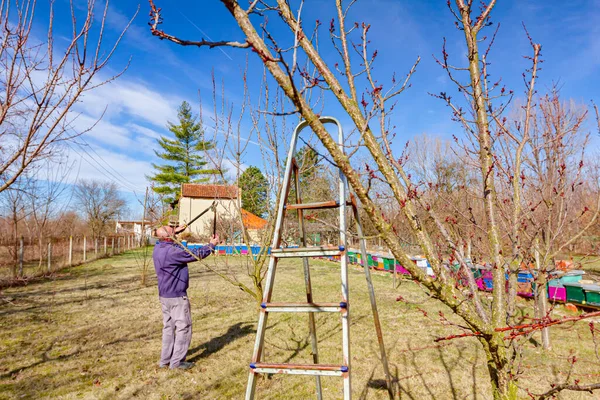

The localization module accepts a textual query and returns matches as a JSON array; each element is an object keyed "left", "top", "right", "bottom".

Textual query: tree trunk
[
  {"left": 37, "top": 235, "right": 44, "bottom": 270},
  {"left": 506, "top": 270, "right": 518, "bottom": 319},
  {"left": 535, "top": 247, "right": 551, "bottom": 349},
  {"left": 12, "top": 223, "right": 18, "bottom": 278},
  {"left": 481, "top": 336, "right": 518, "bottom": 400}
]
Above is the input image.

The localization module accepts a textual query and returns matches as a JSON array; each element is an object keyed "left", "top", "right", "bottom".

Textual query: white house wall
[{"left": 178, "top": 197, "right": 240, "bottom": 237}]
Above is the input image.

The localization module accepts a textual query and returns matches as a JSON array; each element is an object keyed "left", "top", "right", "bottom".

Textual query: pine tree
[
  {"left": 148, "top": 101, "right": 217, "bottom": 204},
  {"left": 289, "top": 146, "right": 332, "bottom": 202},
  {"left": 238, "top": 166, "right": 268, "bottom": 217}
]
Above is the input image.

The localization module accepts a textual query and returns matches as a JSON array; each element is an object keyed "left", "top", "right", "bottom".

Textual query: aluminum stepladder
[{"left": 245, "top": 117, "right": 393, "bottom": 400}]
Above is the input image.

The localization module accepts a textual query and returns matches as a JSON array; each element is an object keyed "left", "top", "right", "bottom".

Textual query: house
[
  {"left": 178, "top": 183, "right": 267, "bottom": 244},
  {"left": 240, "top": 209, "right": 268, "bottom": 244},
  {"left": 115, "top": 220, "right": 152, "bottom": 241}
]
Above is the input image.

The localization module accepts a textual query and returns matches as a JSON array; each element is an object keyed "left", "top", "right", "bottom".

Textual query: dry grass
[{"left": 1, "top": 250, "right": 599, "bottom": 399}]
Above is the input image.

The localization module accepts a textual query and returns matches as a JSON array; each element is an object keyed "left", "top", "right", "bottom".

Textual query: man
[{"left": 153, "top": 225, "right": 219, "bottom": 369}]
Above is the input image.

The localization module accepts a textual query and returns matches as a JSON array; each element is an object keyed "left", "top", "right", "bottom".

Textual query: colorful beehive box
[
  {"left": 516, "top": 272, "right": 535, "bottom": 297},
  {"left": 548, "top": 279, "right": 566, "bottom": 302},
  {"left": 517, "top": 281, "right": 534, "bottom": 297},
  {"left": 560, "top": 270, "right": 585, "bottom": 284},
  {"left": 371, "top": 255, "right": 384, "bottom": 270},
  {"left": 393, "top": 261, "right": 409, "bottom": 274},
  {"left": 517, "top": 272, "right": 534, "bottom": 282},
  {"left": 483, "top": 278, "right": 494, "bottom": 291},
  {"left": 548, "top": 286, "right": 566, "bottom": 302},
  {"left": 347, "top": 251, "right": 357, "bottom": 264},
  {"left": 583, "top": 284, "right": 600, "bottom": 306},
  {"left": 412, "top": 257, "right": 433, "bottom": 276},
  {"left": 481, "top": 270, "right": 493, "bottom": 280},
  {"left": 383, "top": 257, "right": 395, "bottom": 271},
  {"left": 367, "top": 254, "right": 375, "bottom": 267},
  {"left": 563, "top": 282, "right": 586, "bottom": 303},
  {"left": 355, "top": 251, "right": 362, "bottom": 263},
  {"left": 475, "top": 278, "right": 486, "bottom": 291}
]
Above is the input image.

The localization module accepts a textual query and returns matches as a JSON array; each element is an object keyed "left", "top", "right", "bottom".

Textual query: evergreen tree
[
  {"left": 239, "top": 166, "right": 268, "bottom": 217},
  {"left": 148, "top": 101, "right": 217, "bottom": 204},
  {"left": 290, "top": 146, "right": 332, "bottom": 202}
]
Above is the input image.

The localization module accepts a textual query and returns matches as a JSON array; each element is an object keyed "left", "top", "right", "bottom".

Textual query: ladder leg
[
  {"left": 303, "top": 258, "right": 323, "bottom": 399},
  {"left": 341, "top": 253, "right": 351, "bottom": 400},
  {"left": 336, "top": 124, "right": 351, "bottom": 400},
  {"left": 246, "top": 256, "right": 279, "bottom": 400},
  {"left": 352, "top": 204, "right": 394, "bottom": 399},
  {"left": 294, "top": 165, "right": 323, "bottom": 400}
]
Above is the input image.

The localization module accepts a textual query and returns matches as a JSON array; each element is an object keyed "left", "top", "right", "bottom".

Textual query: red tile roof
[
  {"left": 181, "top": 184, "right": 239, "bottom": 199},
  {"left": 241, "top": 209, "right": 268, "bottom": 230}
]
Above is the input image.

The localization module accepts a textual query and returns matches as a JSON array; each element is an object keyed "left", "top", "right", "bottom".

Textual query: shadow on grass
[
  {"left": 0, "top": 278, "right": 151, "bottom": 317},
  {"left": 187, "top": 322, "right": 255, "bottom": 363},
  {"left": 387, "top": 340, "right": 484, "bottom": 400},
  {"left": 0, "top": 328, "right": 155, "bottom": 380}
]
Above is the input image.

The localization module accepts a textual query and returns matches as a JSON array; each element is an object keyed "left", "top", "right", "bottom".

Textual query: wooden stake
[
  {"left": 19, "top": 236, "right": 24, "bottom": 277},
  {"left": 69, "top": 236, "right": 73, "bottom": 266},
  {"left": 141, "top": 187, "right": 148, "bottom": 247},
  {"left": 47, "top": 241, "right": 52, "bottom": 273}
]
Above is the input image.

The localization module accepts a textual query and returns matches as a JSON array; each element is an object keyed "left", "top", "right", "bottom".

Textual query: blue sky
[{"left": 36, "top": 0, "right": 600, "bottom": 215}]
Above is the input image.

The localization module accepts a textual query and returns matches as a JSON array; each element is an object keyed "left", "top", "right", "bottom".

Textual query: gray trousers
[{"left": 159, "top": 296, "right": 192, "bottom": 368}]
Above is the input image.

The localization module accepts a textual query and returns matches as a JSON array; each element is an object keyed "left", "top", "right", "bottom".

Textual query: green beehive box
[
  {"left": 560, "top": 270, "right": 585, "bottom": 284},
  {"left": 583, "top": 285, "right": 600, "bottom": 306},
  {"left": 383, "top": 258, "right": 395, "bottom": 271},
  {"left": 563, "top": 282, "right": 586, "bottom": 304},
  {"left": 347, "top": 251, "right": 356, "bottom": 264},
  {"left": 367, "top": 254, "right": 375, "bottom": 267}
]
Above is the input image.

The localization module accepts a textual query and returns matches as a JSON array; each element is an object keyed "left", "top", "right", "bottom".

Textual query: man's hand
[
  {"left": 209, "top": 234, "right": 220, "bottom": 246},
  {"left": 174, "top": 225, "right": 186, "bottom": 235}
]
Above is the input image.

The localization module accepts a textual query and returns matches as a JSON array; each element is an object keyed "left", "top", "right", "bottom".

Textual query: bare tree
[
  {"left": 190, "top": 69, "right": 293, "bottom": 304},
  {"left": 26, "top": 160, "right": 72, "bottom": 271},
  {"left": 0, "top": 177, "right": 29, "bottom": 277},
  {"left": 74, "top": 179, "right": 127, "bottom": 241},
  {"left": 147, "top": 1, "right": 600, "bottom": 398},
  {"left": 0, "top": 0, "right": 134, "bottom": 194}
]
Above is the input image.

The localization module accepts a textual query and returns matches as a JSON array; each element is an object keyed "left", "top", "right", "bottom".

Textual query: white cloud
[
  {"left": 65, "top": 144, "right": 151, "bottom": 195},
  {"left": 74, "top": 78, "right": 179, "bottom": 128}
]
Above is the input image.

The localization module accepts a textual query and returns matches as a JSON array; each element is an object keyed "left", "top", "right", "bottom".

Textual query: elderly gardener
[{"left": 153, "top": 225, "right": 219, "bottom": 370}]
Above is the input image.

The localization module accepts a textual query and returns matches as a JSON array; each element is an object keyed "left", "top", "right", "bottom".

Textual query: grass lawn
[{"left": 1, "top": 249, "right": 600, "bottom": 399}]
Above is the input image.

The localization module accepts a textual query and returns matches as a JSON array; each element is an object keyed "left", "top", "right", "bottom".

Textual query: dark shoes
[{"left": 171, "top": 361, "right": 195, "bottom": 370}]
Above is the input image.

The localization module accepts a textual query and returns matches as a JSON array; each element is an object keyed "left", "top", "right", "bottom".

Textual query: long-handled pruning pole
[{"left": 175, "top": 201, "right": 218, "bottom": 234}]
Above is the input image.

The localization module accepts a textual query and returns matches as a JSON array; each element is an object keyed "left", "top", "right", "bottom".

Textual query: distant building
[
  {"left": 178, "top": 183, "right": 267, "bottom": 244},
  {"left": 115, "top": 220, "right": 152, "bottom": 241}
]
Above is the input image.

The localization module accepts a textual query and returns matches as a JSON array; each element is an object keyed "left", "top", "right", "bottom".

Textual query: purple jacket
[{"left": 153, "top": 241, "right": 215, "bottom": 298}]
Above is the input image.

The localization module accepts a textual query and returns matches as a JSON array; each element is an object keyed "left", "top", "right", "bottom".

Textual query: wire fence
[{"left": 0, "top": 234, "right": 143, "bottom": 281}]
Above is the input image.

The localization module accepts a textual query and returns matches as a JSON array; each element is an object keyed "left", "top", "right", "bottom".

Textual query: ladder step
[
  {"left": 250, "top": 362, "right": 349, "bottom": 376},
  {"left": 261, "top": 302, "right": 348, "bottom": 313},
  {"left": 271, "top": 246, "right": 345, "bottom": 258},
  {"left": 285, "top": 201, "right": 341, "bottom": 210}
]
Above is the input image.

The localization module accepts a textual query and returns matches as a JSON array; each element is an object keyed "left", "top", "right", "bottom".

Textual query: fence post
[
  {"left": 117, "top": 237, "right": 121, "bottom": 254},
  {"left": 111, "top": 237, "right": 115, "bottom": 256},
  {"left": 104, "top": 237, "right": 107, "bottom": 255},
  {"left": 393, "top": 257, "right": 397, "bottom": 289},
  {"left": 83, "top": 236, "right": 87, "bottom": 262},
  {"left": 47, "top": 241, "right": 52, "bottom": 273},
  {"left": 95, "top": 238, "right": 98, "bottom": 258},
  {"left": 19, "top": 236, "right": 24, "bottom": 277},
  {"left": 69, "top": 236, "right": 73, "bottom": 267}
]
